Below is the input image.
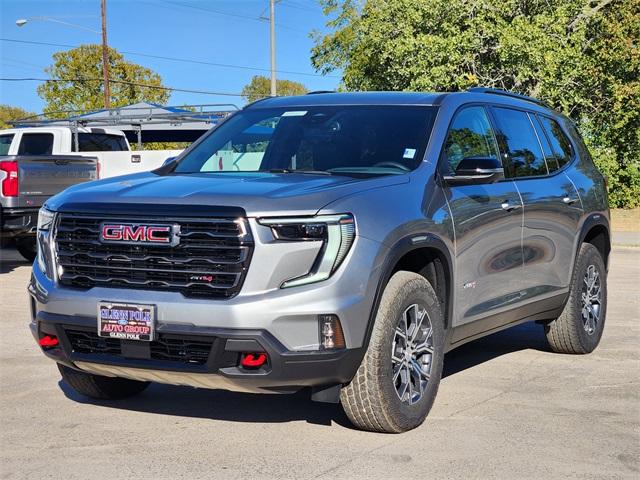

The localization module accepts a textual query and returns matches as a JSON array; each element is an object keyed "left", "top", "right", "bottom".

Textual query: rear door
[
  {"left": 440, "top": 105, "right": 525, "bottom": 331},
  {"left": 491, "top": 107, "right": 582, "bottom": 303}
]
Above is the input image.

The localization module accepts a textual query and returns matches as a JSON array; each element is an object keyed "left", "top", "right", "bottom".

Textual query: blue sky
[{"left": 0, "top": 0, "right": 340, "bottom": 113}]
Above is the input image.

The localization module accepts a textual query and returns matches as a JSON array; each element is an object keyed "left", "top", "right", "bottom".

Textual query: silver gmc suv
[{"left": 29, "top": 89, "right": 610, "bottom": 432}]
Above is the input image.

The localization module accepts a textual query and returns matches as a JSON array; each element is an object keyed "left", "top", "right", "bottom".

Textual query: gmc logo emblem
[{"left": 100, "top": 223, "right": 179, "bottom": 246}]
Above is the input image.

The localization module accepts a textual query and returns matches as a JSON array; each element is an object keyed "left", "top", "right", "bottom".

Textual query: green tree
[
  {"left": 37, "top": 44, "right": 170, "bottom": 115},
  {"left": 241, "top": 75, "right": 308, "bottom": 102},
  {"left": 312, "top": 0, "right": 640, "bottom": 208},
  {"left": 0, "top": 105, "right": 36, "bottom": 129}
]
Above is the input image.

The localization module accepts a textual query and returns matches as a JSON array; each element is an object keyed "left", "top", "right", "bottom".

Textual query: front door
[{"left": 440, "top": 106, "right": 524, "bottom": 331}]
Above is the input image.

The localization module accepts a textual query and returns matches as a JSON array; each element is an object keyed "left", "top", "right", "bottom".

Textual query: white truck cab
[{"left": 0, "top": 126, "right": 182, "bottom": 178}]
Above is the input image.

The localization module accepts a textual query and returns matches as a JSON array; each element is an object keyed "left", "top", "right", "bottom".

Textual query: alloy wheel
[
  {"left": 391, "top": 303, "right": 434, "bottom": 405},
  {"left": 581, "top": 264, "right": 602, "bottom": 335}
]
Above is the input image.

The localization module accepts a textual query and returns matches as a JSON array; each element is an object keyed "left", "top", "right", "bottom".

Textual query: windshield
[{"left": 173, "top": 105, "right": 437, "bottom": 176}]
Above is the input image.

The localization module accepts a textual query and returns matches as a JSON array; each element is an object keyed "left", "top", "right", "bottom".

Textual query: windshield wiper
[{"left": 267, "top": 168, "right": 332, "bottom": 175}]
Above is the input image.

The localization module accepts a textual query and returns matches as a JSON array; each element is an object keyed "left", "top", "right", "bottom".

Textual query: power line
[
  {"left": 0, "top": 77, "right": 247, "bottom": 96},
  {"left": 155, "top": 0, "right": 308, "bottom": 33},
  {"left": 0, "top": 38, "right": 337, "bottom": 78}
]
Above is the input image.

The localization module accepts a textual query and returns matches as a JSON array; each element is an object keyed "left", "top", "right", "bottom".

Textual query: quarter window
[
  {"left": 17, "top": 133, "right": 54, "bottom": 155},
  {"left": 443, "top": 106, "right": 499, "bottom": 174},
  {"left": 492, "top": 107, "right": 548, "bottom": 178},
  {"left": 0, "top": 134, "right": 14, "bottom": 155},
  {"left": 539, "top": 116, "right": 573, "bottom": 168}
]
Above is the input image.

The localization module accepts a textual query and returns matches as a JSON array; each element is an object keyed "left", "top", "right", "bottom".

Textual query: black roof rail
[
  {"left": 467, "top": 87, "right": 550, "bottom": 108},
  {"left": 306, "top": 90, "right": 335, "bottom": 95}
]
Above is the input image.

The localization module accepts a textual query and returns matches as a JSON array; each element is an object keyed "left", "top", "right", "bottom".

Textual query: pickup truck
[
  {"left": 0, "top": 126, "right": 183, "bottom": 179},
  {"left": 0, "top": 154, "right": 97, "bottom": 261},
  {"left": 0, "top": 126, "right": 179, "bottom": 261}
]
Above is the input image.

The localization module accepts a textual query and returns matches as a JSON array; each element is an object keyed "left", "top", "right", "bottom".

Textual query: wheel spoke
[
  {"left": 393, "top": 362, "right": 404, "bottom": 382},
  {"left": 414, "top": 340, "right": 433, "bottom": 355},
  {"left": 411, "top": 359, "right": 430, "bottom": 380}
]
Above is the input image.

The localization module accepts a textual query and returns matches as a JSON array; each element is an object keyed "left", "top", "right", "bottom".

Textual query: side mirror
[
  {"left": 443, "top": 156, "right": 504, "bottom": 185},
  {"left": 162, "top": 156, "right": 177, "bottom": 167}
]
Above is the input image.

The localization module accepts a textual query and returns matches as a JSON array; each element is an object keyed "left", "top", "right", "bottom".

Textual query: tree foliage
[
  {"left": 241, "top": 75, "right": 308, "bottom": 102},
  {"left": 0, "top": 105, "right": 36, "bottom": 129},
  {"left": 37, "top": 45, "right": 169, "bottom": 115},
  {"left": 312, "top": 0, "right": 640, "bottom": 207}
]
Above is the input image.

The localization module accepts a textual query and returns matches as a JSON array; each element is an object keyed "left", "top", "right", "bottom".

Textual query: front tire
[
  {"left": 58, "top": 364, "right": 150, "bottom": 400},
  {"left": 545, "top": 243, "right": 607, "bottom": 354},
  {"left": 341, "top": 271, "right": 445, "bottom": 433}
]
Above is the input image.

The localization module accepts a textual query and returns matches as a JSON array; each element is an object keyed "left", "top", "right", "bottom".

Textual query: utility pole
[
  {"left": 269, "top": 0, "right": 276, "bottom": 96},
  {"left": 101, "top": 0, "right": 110, "bottom": 108}
]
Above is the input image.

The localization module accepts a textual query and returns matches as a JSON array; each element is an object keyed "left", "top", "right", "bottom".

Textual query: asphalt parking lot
[{"left": 1, "top": 247, "right": 638, "bottom": 479}]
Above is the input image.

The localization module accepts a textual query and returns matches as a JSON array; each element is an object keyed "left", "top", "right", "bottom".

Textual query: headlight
[
  {"left": 259, "top": 214, "right": 355, "bottom": 288},
  {"left": 36, "top": 207, "right": 55, "bottom": 277},
  {"left": 37, "top": 207, "right": 55, "bottom": 231}
]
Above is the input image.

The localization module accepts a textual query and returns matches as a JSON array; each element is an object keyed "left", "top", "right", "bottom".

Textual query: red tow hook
[
  {"left": 240, "top": 352, "right": 268, "bottom": 369},
  {"left": 38, "top": 335, "right": 59, "bottom": 348}
]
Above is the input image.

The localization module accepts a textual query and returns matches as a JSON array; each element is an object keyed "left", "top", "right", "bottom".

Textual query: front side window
[
  {"left": 0, "top": 134, "right": 14, "bottom": 155},
  {"left": 173, "top": 106, "right": 437, "bottom": 177},
  {"left": 538, "top": 116, "right": 573, "bottom": 168},
  {"left": 492, "top": 108, "right": 548, "bottom": 178},
  {"left": 17, "top": 133, "right": 54, "bottom": 155},
  {"left": 78, "top": 133, "right": 128, "bottom": 152},
  {"left": 442, "top": 106, "right": 499, "bottom": 174}
]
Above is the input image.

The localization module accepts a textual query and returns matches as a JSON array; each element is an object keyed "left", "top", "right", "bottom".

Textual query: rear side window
[
  {"left": 531, "top": 117, "right": 559, "bottom": 172},
  {"left": 0, "top": 134, "right": 14, "bottom": 155},
  {"left": 443, "top": 106, "right": 499, "bottom": 174},
  {"left": 492, "top": 107, "right": 547, "bottom": 178},
  {"left": 17, "top": 133, "right": 54, "bottom": 155},
  {"left": 538, "top": 116, "right": 573, "bottom": 168},
  {"left": 78, "top": 133, "right": 128, "bottom": 152}
]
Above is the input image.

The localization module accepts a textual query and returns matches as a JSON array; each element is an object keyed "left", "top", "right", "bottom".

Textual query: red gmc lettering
[
  {"left": 101, "top": 224, "right": 172, "bottom": 243},
  {"left": 122, "top": 225, "right": 146, "bottom": 241},
  {"left": 147, "top": 226, "right": 171, "bottom": 242}
]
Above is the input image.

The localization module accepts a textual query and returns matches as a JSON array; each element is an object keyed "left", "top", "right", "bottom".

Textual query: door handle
[
  {"left": 501, "top": 200, "right": 520, "bottom": 212},
  {"left": 563, "top": 196, "right": 578, "bottom": 205}
]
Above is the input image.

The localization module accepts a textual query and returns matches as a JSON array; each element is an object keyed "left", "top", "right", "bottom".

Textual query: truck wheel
[
  {"left": 58, "top": 364, "right": 150, "bottom": 400},
  {"left": 545, "top": 243, "right": 607, "bottom": 354},
  {"left": 15, "top": 237, "right": 37, "bottom": 262},
  {"left": 341, "top": 271, "right": 444, "bottom": 433}
]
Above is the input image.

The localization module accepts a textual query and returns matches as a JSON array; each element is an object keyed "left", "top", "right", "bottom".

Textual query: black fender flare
[
  {"left": 361, "top": 232, "right": 455, "bottom": 352},
  {"left": 576, "top": 212, "right": 611, "bottom": 269}
]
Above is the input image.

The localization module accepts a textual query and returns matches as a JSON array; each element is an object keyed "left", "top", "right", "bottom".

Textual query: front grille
[
  {"left": 65, "top": 329, "right": 215, "bottom": 366},
  {"left": 54, "top": 213, "right": 253, "bottom": 299}
]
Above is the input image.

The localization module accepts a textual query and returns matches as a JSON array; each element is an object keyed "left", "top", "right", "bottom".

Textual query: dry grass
[{"left": 611, "top": 208, "right": 640, "bottom": 232}]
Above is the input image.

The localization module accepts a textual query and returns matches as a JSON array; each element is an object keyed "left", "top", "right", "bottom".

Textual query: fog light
[
  {"left": 38, "top": 335, "right": 59, "bottom": 348},
  {"left": 240, "top": 352, "right": 268, "bottom": 369},
  {"left": 319, "top": 314, "right": 345, "bottom": 350}
]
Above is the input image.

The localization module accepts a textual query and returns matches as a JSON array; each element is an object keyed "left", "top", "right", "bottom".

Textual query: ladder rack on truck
[{"left": 12, "top": 103, "right": 238, "bottom": 150}]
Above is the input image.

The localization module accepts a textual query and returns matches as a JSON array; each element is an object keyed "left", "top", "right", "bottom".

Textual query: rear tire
[
  {"left": 545, "top": 243, "right": 607, "bottom": 354},
  {"left": 340, "top": 271, "right": 445, "bottom": 433},
  {"left": 15, "top": 237, "right": 37, "bottom": 262},
  {"left": 58, "top": 364, "right": 150, "bottom": 400}
]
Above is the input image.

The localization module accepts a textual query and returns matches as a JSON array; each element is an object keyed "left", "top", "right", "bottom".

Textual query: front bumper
[
  {"left": 28, "top": 230, "right": 387, "bottom": 393},
  {"left": 0, "top": 207, "right": 38, "bottom": 238},
  {"left": 29, "top": 309, "right": 363, "bottom": 394}
]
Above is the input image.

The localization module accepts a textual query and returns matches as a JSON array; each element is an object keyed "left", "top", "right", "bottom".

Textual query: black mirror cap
[
  {"left": 443, "top": 156, "right": 505, "bottom": 185},
  {"left": 162, "top": 156, "right": 177, "bottom": 167},
  {"left": 455, "top": 156, "right": 503, "bottom": 175}
]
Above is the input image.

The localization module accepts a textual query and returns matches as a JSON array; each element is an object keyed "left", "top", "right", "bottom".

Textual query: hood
[{"left": 46, "top": 171, "right": 409, "bottom": 217}]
